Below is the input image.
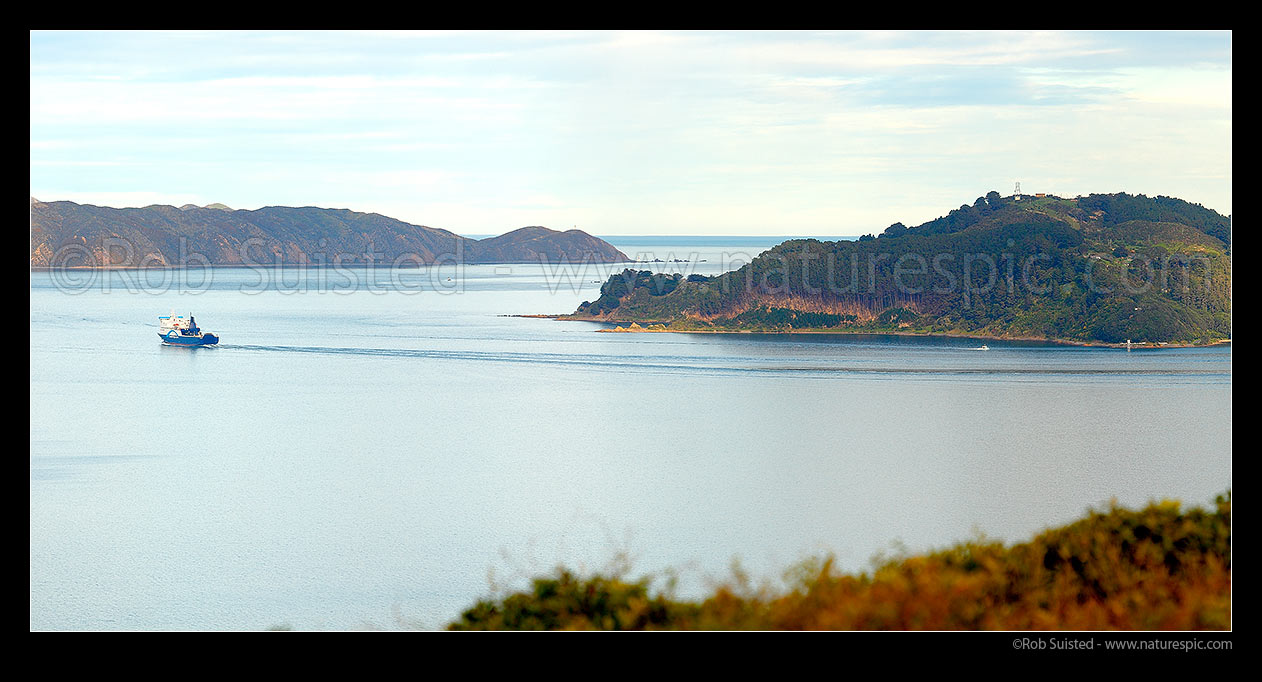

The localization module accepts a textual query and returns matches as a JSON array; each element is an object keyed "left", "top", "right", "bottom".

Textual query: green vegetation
[
  {"left": 567, "top": 193, "right": 1231, "bottom": 345},
  {"left": 450, "top": 493, "right": 1231, "bottom": 630},
  {"left": 724, "top": 306, "right": 857, "bottom": 330}
]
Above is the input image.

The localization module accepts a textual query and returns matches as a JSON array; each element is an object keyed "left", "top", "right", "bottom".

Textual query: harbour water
[{"left": 29, "top": 238, "right": 1232, "bottom": 630}]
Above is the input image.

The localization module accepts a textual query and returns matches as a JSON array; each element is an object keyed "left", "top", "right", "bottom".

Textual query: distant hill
[
  {"left": 569, "top": 192, "right": 1231, "bottom": 345},
  {"left": 29, "top": 199, "right": 629, "bottom": 267},
  {"left": 471, "top": 226, "right": 628, "bottom": 264},
  {"left": 179, "top": 202, "right": 232, "bottom": 212}
]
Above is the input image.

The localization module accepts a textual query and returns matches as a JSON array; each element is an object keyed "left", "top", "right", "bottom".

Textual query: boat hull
[{"left": 159, "top": 331, "right": 219, "bottom": 346}]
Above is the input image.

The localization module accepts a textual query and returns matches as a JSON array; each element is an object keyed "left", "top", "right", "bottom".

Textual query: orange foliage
[{"left": 451, "top": 494, "right": 1230, "bottom": 630}]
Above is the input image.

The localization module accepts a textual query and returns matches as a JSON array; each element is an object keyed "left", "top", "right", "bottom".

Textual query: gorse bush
[
  {"left": 449, "top": 572, "right": 700, "bottom": 631},
  {"left": 449, "top": 493, "right": 1230, "bottom": 630}
]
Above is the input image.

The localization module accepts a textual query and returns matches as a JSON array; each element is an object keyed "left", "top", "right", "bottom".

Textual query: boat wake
[{"left": 221, "top": 343, "right": 1224, "bottom": 379}]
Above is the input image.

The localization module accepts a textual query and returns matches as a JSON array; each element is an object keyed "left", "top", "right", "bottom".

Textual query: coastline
[
  {"left": 511, "top": 315, "right": 1232, "bottom": 349},
  {"left": 30, "top": 260, "right": 637, "bottom": 270}
]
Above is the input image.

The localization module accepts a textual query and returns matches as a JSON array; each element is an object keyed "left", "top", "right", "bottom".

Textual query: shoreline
[
  {"left": 30, "top": 260, "right": 635, "bottom": 271},
  {"left": 509, "top": 315, "right": 1232, "bottom": 349}
]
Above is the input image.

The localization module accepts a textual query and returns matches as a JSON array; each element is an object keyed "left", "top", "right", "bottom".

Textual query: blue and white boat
[{"left": 158, "top": 313, "right": 219, "bottom": 346}]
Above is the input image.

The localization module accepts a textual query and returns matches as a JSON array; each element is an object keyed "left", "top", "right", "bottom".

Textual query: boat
[
  {"left": 158, "top": 313, "right": 219, "bottom": 346},
  {"left": 975, "top": 344, "right": 990, "bottom": 351}
]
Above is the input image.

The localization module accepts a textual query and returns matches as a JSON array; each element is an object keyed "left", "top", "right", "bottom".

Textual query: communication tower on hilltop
[{"left": 1014, "top": 181, "right": 1022, "bottom": 201}]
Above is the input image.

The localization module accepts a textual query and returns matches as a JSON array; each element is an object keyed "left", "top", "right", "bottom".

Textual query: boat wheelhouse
[{"left": 158, "top": 313, "right": 219, "bottom": 346}]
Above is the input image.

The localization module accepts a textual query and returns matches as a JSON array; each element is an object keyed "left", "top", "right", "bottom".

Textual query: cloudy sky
[{"left": 30, "top": 30, "right": 1231, "bottom": 236}]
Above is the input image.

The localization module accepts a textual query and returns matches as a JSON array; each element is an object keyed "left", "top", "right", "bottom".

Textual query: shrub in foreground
[{"left": 449, "top": 493, "right": 1230, "bottom": 630}]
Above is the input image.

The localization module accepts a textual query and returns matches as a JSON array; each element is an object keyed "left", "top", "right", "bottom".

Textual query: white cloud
[{"left": 29, "top": 30, "right": 1233, "bottom": 232}]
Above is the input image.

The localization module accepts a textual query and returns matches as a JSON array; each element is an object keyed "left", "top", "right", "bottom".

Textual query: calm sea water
[{"left": 30, "top": 238, "right": 1232, "bottom": 630}]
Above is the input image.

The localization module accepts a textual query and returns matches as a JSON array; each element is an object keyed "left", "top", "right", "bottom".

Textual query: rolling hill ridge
[{"left": 30, "top": 199, "right": 629, "bottom": 267}]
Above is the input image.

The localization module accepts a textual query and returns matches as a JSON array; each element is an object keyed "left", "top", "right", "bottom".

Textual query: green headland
[{"left": 564, "top": 192, "right": 1231, "bottom": 346}]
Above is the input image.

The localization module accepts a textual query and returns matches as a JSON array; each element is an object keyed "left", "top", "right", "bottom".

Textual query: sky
[{"left": 30, "top": 30, "right": 1232, "bottom": 236}]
